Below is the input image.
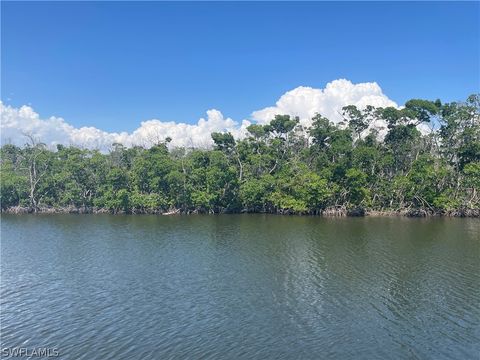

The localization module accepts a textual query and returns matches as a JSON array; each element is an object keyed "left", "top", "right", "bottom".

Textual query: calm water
[{"left": 1, "top": 215, "right": 479, "bottom": 359}]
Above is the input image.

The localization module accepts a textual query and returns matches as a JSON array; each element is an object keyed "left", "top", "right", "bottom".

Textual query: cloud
[
  {"left": 1, "top": 79, "right": 414, "bottom": 151},
  {"left": 0, "top": 104, "right": 251, "bottom": 150},
  {"left": 253, "top": 79, "right": 398, "bottom": 139},
  {"left": 253, "top": 79, "right": 397, "bottom": 125}
]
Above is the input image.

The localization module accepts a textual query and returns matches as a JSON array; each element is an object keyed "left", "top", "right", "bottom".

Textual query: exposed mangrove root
[{"left": 2, "top": 206, "right": 478, "bottom": 217}]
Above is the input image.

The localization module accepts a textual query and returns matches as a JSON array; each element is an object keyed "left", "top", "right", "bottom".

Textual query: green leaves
[
  {"left": 269, "top": 115, "right": 299, "bottom": 135},
  {"left": 0, "top": 159, "right": 28, "bottom": 209},
  {"left": 1, "top": 94, "right": 478, "bottom": 215},
  {"left": 404, "top": 99, "right": 439, "bottom": 123},
  {"left": 342, "top": 105, "right": 370, "bottom": 140},
  {"left": 211, "top": 132, "right": 235, "bottom": 152},
  {"left": 344, "top": 168, "right": 370, "bottom": 206}
]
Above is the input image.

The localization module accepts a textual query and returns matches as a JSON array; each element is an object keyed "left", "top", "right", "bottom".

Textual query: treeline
[{"left": 1, "top": 95, "right": 479, "bottom": 216}]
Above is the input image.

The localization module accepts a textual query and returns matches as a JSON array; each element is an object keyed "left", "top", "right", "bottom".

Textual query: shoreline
[{"left": 2, "top": 206, "right": 479, "bottom": 218}]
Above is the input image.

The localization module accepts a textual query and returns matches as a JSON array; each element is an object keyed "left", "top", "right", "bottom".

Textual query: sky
[{"left": 1, "top": 1, "right": 479, "bottom": 149}]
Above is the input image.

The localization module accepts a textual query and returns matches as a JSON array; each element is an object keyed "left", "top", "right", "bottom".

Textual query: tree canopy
[{"left": 1, "top": 95, "right": 479, "bottom": 216}]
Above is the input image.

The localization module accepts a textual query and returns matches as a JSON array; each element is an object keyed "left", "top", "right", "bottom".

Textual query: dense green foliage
[{"left": 1, "top": 95, "right": 479, "bottom": 215}]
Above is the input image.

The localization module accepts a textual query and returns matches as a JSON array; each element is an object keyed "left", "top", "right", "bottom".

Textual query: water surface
[{"left": 1, "top": 215, "right": 479, "bottom": 359}]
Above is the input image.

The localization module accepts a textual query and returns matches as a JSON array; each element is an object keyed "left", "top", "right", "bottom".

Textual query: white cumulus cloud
[
  {"left": 1, "top": 79, "right": 414, "bottom": 151},
  {"left": 253, "top": 79, "right": 398, "bottom": 139},
  {"left": 253, "top": 79, "right": 397, "bottom": 125},
  {"left": 0, "top": 104, "right": 251, "bottom": 150}
]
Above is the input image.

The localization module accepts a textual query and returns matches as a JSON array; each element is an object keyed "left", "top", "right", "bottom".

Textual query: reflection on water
[{"left": 1, "top": 215, "right": 479, "bottom": 359}]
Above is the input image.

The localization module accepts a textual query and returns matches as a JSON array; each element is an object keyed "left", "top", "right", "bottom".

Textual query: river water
[{"left": 1, "top": 215, "right": 479, "bottom": 359}]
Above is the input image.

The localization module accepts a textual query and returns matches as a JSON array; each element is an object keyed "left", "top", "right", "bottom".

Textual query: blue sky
[{"left": 2, "top": 1, "right": 479, "bottom": 133}]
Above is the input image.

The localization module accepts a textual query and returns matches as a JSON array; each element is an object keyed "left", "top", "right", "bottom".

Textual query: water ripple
[{"left": 1, "top": 215, "right": 479, "bottom": 359}]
